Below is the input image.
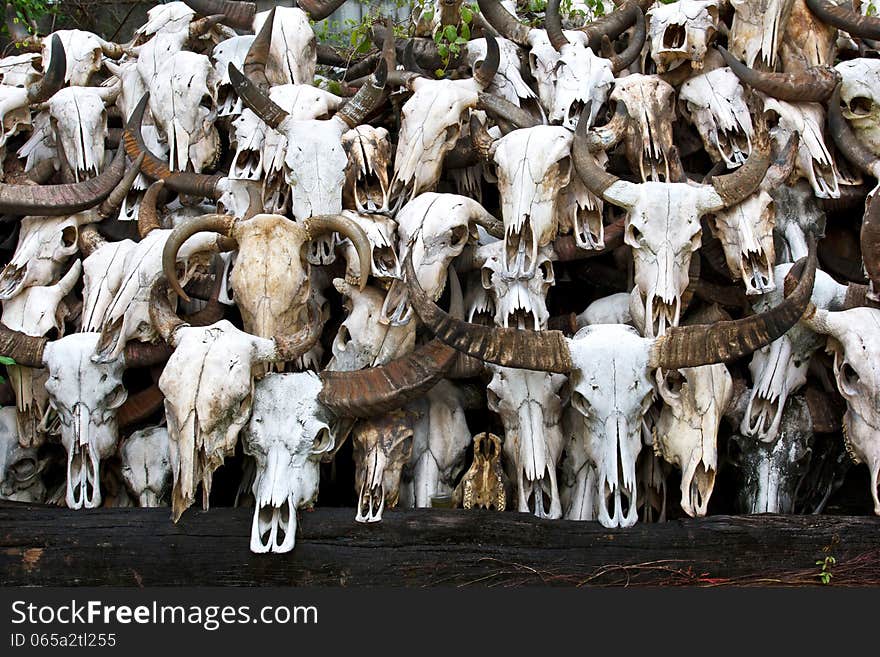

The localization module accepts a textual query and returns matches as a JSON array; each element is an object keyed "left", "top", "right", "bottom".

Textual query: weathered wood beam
[{"left": 1, "top": 502, "right": 879, "bottom": 586}]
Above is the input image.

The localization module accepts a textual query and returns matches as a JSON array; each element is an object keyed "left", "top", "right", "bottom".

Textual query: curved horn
[
  {"left": 0, "top": 145, "right": 127, "bottom": 216},
  {"left": 98, "top": 152, "right": 144, "bottom": 219},
  {"left": 706, "top": 111, "right": 772, "bottom": 208},
  {"left": 123, "top": 94, "right": 224, "bottom": 198},
  {"left": 404, "top": 253, "right": 573, "bottom": 373},
  {"left": 828, "top": 83, "right": 880, "bottom": 179},
  {"left": 607, "top": 7, "right": 646, "bottom": 74},
  {"left": 138, "top": 180, "right": 165, "bottom": 238},
  {"left": 149, "top": 277, "right": 187, "bottom": 346},
  {"left": 335, "top": 59, "right": 387, "bottom": 129},
  {"left": 243, "top": 6, "right": 273, "bottom": 91},
  {"left": 295, "top": 0, "right": 348, "bottom": 21},
  {"left": 228, "top": 62, "right": 289, "bottom": 130},
  {"left": 301, "top": 214, "right": 372, "bottom": 290},
  {"left": 579, "top": 0, "right": 642, "bottom": 50},
  {"left": 473, "top": 33, "right": 500, "bottom": 89},
  {"left": 0, "top": 324, "right": 47, "bottom": 368},
  {"left": 162, "top": 214, "right": 237, "bottom": 301},
  {"left": 318, "top": 339, "right": 457, "bottom": 418},
  {"left": 476, "top": 92, "right": 542, "bottom": 129},
  {"left": 116, "top": 385, "right": 164, "bottom": 428},
  {"left": 718, "top": 46, "right": 839, "bottom": 103},
  {"left": 189, "top": 14, "right": 224, "bottom": 39},
  {"left": 546, "top": 0, "right": 570, "bottom": 51},
  {"left": 27, "top": 34, "right": 65, "bottom": 103},
  {"left": 573, "top": 109, "right": 624, "bottom": 197},
  {"left": 184, "top": 0, "right": 256, "bottom": 31},
  {"left": 77, "top": 225, "right": 108, "bottom": 258},
  {"left": 804, "top": 0, "right": 880, "bottom": 40},
  {"left": 649, "top": 236, "right": 818, "bottom": 369},
  {"left": 477, "top": 0, "right": 532, "bottom": 46}
]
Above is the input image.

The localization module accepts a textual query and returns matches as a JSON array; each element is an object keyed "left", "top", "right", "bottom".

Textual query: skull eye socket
[
  {"left": 571, "top": 390, "right": 591, "bottom": 417},
  {"left": 627, "top": 223, "right": 644, "bottom": 245},
  {"left": 12, "top": 457, "right": 39, "bottom": 482},
  {"left": 450, "top": 225, "right": 468, "bottom": 246},
  {"left": 539, "top": 259, "right": 554, "bottom": 284},
  {"left": 311, "top": 428, "right": 333, "bottom": 455},
  {"left": 840, "top": 362, "right": 860, "bottom": 393},
  {"left": 848, "top": 96, "right": 874, "bottom": 117},
  {"left": 61, "top": 226, "right": 77, "bottom": 247},
  {"left": 104, "top": 385, "right": 128, "bottom": 411}
]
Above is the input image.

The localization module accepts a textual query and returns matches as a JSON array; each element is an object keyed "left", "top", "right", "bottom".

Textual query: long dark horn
[
  {"left": 98, "top": 152, "right": 144, "bottom": 219},
  {"left": 805, "top": 0, "right": 880, "bottom": 40},
  {"left": 27, "top": 34, "right": 65, "bottom": 103},
  {"left": 243, "top": 7, "right": 273, "bottom": 91},
  {"left": 476, "top": 92, "right": 542, "bottom": 129},
  {"left": 579, "top": 0, "right": 643, "bottom": 50},
  {"left": 318, "top": 339, "right": 457, "bottom": 418},
  {"left": 546, "top": 0, "right": 570, "bottom": 51},
  {"left": 649, "top": 236, "right": 818, "bottom": 369},
  {"left": 718, "top": 46, "right": 839, "bottom": 103},
  {"left": 607, "top": 7, "right": 646, "bottom": 74},
  {"left": 405, "top": 253, "right": 573, "bottom": 373},
  {"left": 116, "top": 385, "right": 164, "bottom": 428},
  {"left": 162, "top": 214, "right": 237, "bottom": 301},
  {"left": 573, "top": 109, "right": 622, "bottom": 196},
  {"left": 184, "top": 0, "right": 256, "bottom": 31},
  {"left": 473, "top": 33, "right": 500, "bottom": 89},
  {"left": 861, "top": 198, "right": 880, "bottom": 298},
  {"left": 138, "top": 180, "right": 165, "bottom": 238},
  {"left": 335, "top": 59, "right": 387, "bottom": 129},
  {"left": 828, "top": 83, "right": 879, "bottom": 179},
  {"left": 228, "top": 62, "right": 289, "bottom": 130},
  {"left": 0, "top": 324, "right": 47, "bottom": 368},
  {"left": 477, "top": 0, "right": 532, "bottom": 46},
  {"left": 302, "top": 214, "right": 372, "bottom": 290},
  {"left": 0, "top": 145, "right": 127, "bottom": 216},
  {"left": 295, "top": 0, "right": 347, "bottom": 21},
  {"left": 123, "top": 94, "right": 224, "bottom": 198}
]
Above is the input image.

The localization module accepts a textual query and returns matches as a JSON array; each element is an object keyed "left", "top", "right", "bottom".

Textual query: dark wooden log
[{"left": 1, "top": 502, "right": 879, "bottom": 586}]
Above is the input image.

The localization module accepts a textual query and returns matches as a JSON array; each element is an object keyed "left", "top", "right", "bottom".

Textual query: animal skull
[
  {"left": 212, "top": 35, "right": 256, "bottom": 118},
  {"left": 835, "top": 58, "right": 880, "bottom": 159},
  {"left": 646, "top": 0, "right": 720, "bottom": 73},
  {"left": 48, "top": 87, "right": 111, "bottom": 181},
  {"left": 252, "top": 7, "right": 316, "bottom": 87},
  {"left": 729, "top": 0, "right": 794, "bottom": 67},
  {"left": 0, "top": 407, "right": 46, "bottom": 502},
  {"left": 342, "top": 125, "right": 392, "bottom": 214},
  {"left": 352, "top": 410, "right": 414, "bottom": 523},
  {"left": 120, "top": 426, "right": 172, "bottom": 507}
]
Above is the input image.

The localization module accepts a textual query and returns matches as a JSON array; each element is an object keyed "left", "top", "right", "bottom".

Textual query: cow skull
[
  {"left": 835, "top": 58, "right": 880, "bottom": 159},
  {"left": 120, "top": 426, "right": 171, "bottom": 507},
  {"left": 48, "top": 87, "right": 114, "bottom": 182},
  {"left": 729, "top": 0, "right": 794, "bottom": 68},
  {"left": 646, "top": 0, "right": 720, "bottom": 73},
  {"left": 342, "top": 125, "right": 392, "bottom": 214},
  {"left": 212, "top": 35, "right": 255, "bottom": 118},
  {"left": 0, "top": 407, "right": 46, "bottom": 502},
  {"left": 352, "top": 410, "right": 414, "bottom": 523}
]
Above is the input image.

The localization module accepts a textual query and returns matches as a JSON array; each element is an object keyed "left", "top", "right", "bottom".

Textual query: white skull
[
  {"left": 491, "top": 125, "right": 573, "bottom": 275},
  {"left": 646, "top": 0, "right": 720, "bottom": 73},
  {"left": 526, "top": 30, "right": 613, "bottom": 129},
  {"left": 744, "top": 264, "right": 848, "bottom": 443},
  {"left": 242, "top": 372, "right": 334, "bottom": 553},
  {"left": 729, "top": 0, "right": 794, "bottom": 67},
  {"left": 0, "top": 406, "right": 46, "bottom": 502},
  {"left": 338, "top": 211, "right": 399, "bottom": 281},
  {"left": 480, "top": 241, "right": 555, "bottom": 330},
  {"left": 342, "top": 125, "right": 392, "bottom": 214},
  {"left": 120, "top": 426, "right": 172, "bottom": 507},
  {"left": 655, "top": 363, "right": 732, "bottom": 517},
  {"left": 148, "top": 51, "right": 220, "bottom": 173},
  {"left": 558, "top": 154, "right": 606, "bottom": 249},
  {"left": 136, "top": 1, "right": 196, "bottom": 39},
  {"left": 0, "top": 86, "right": 31, "bottom": 162},
  {"left": 707, "top": 190, "right": 776, "bottom": 295},
  {"left": 48, "top": 87, "right": 110, "bottom": 181},
  {"left": 252, "top": 7, "right": 316, "bottom": 87},
  {"left": 391, "top": 77, "right": 481, "bottom": 202},
  {"left": 764, "top": 97, "right": 841, "bottom": 199},
  {"left": 136, "top": 27, "right": 190, "bottom": 85},
  {"left": 0, "top": 52, "right": 40, "bottom": 88},
  {"left": 488, "top": 366, "right": 566, "bottom": 518},
  {"left": 328, "top": 280, "right": 415, "bottom": 371},
  {"left": 466, "top": 37, "right": 538, "bottom": 109},
  {"left": 680, "top": 66, "right": 754, "bottom": 168},
  {"left": 212, "top": 35, "right": 256, "bottom": 118},
  {"left": 835, "top": 58, "right": 880, "bottom": 159},
  {"left": 44, "top": 29, "right": 108, "bottom": 86},
  {"left": 576, "top": 292, "right": 632, "bottom": 328},
  {"left": 0, "top": 214, "right": 90, "bottom": 300},
  {"left": 567, "top": 325, "right": 656, "bottom": 528},
  {"left": 43, "top": 333, "right": 129, "bottom": 509},
  {"left": 230, "top": 110, "right": 267, "bottom": 180},
  {"left": 610, "top": 74, "right": 677, "bottom": 182}
]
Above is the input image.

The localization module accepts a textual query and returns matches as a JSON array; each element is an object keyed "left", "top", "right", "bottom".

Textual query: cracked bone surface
[
  {"left": 121, "top": 426, "right": 172, "bottom": 507},
  {"left": 835, "top": 59, "right": 880, "bottom": 159},
  {"left": 646, "top": 0, "right": 720, "bottom": 73}
]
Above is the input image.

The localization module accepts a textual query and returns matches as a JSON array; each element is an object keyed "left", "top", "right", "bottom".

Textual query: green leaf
[
  {"left": 435, "top": 68, "right": 445, "bottom": 77},
  {"left": 461, "top": 6, "right": 473, "bottom": 23},
  {"left": 460, "top": 22, "right": 471, "bottom": 41},
  {"left": 455, "top": 36, "right": 467, "bottom": 45},
  {"left": 0, "top": 356, "right": 15, "bottom": 365},
  {"left": 433, "top": 30, "right": 444, "bottom": 44},
  {"left": 444, "top": 25, "right": 458, "bottom": 43},
  {"left": 438, "top": 43, "right": 449, "bottom": 58}
]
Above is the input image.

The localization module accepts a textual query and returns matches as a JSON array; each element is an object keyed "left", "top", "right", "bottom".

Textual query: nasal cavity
[{"left": 663, "top": 25, "right": 686, "bottom": 50}]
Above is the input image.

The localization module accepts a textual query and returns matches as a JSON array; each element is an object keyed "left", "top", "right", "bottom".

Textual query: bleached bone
[
  {"left": 229, "top": 110, "right": 267, "bottom": 181},
  {"left": 729, "top": 0, "right": 794, "bottom": 68},
  {"left": 707, "top": 190, "right": 776, "bottom": 295},
  {"left": 0, "top": 406, "right": 46, "bottom": 503},
  {"left": 679, "top": 66, "right": 754, "bottom": 168},
  {"left": 560, "top": 405, "right": 599, "bottom": 520},
  {"left": 743, "top": 263, "right": 848, "bottom": 443},
  {"left": 835, "top": 58, "right": 880, "bottom": 159},
  {"left": 1, "top": 263, "right": 80, "bottom": 448},
  {"left": 0, "top": 52, "right": 40, "bottom": 88},
  {"left": 466, "top": 37, "right": 539, "bottom": 110},
  {"left": 479, "top": 240, "right": 555, "bottom": 330},
  {"left": 352, "top": 410, "right": 414, "bottom": 523},
  {"left": 342, "top": 125, "right": 392, "bottom": 215},
  {"left": 43, "top": 29, "right": 120, "bottom": 86},
  {"left": 120, "top": 426, "right": 171, "bottom": 507},
  {"left": 48, "top": 87, "right": 115, "bottom": 182},
  {"left": 252, "top": 7, "right": 316, "bottom": 87},
  {"left": 148, "top": 51, "right": 220, "bottom": 173},
  {"left": 242, "top": 372, "right": 333, "bottom": 552},
  {"left": 654, "top": 363, "right": 732, "bottom": 517},
  {"left": 43, "top": 333, "right": 128, "bottom": 509},
  {"left": 212, "top": 35, "right": 255, "bottom": 118},
  {"left": 646, "top": 0, "right": 720, "bottom": 73},
  {"left": 577, "top": 292, "right": 632, "bottom": 328}
]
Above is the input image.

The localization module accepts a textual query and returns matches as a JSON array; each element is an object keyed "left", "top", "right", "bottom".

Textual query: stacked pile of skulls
[{"left": 0, "top": 0, "right": 879, "bottom": 553}]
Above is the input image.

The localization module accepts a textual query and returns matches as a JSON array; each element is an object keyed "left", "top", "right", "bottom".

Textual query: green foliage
[
  {"left": 432, "top": 2, "right": 478, "bottom": 77},
  {"left": 815, "top": 556, "right": 836, "bottom": 585},
  {"left": 867, "top": 2, "right": 878, "bottom": 17},
  {"left": 4, "top": 0, "right": 56, "bottom": 39}
]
